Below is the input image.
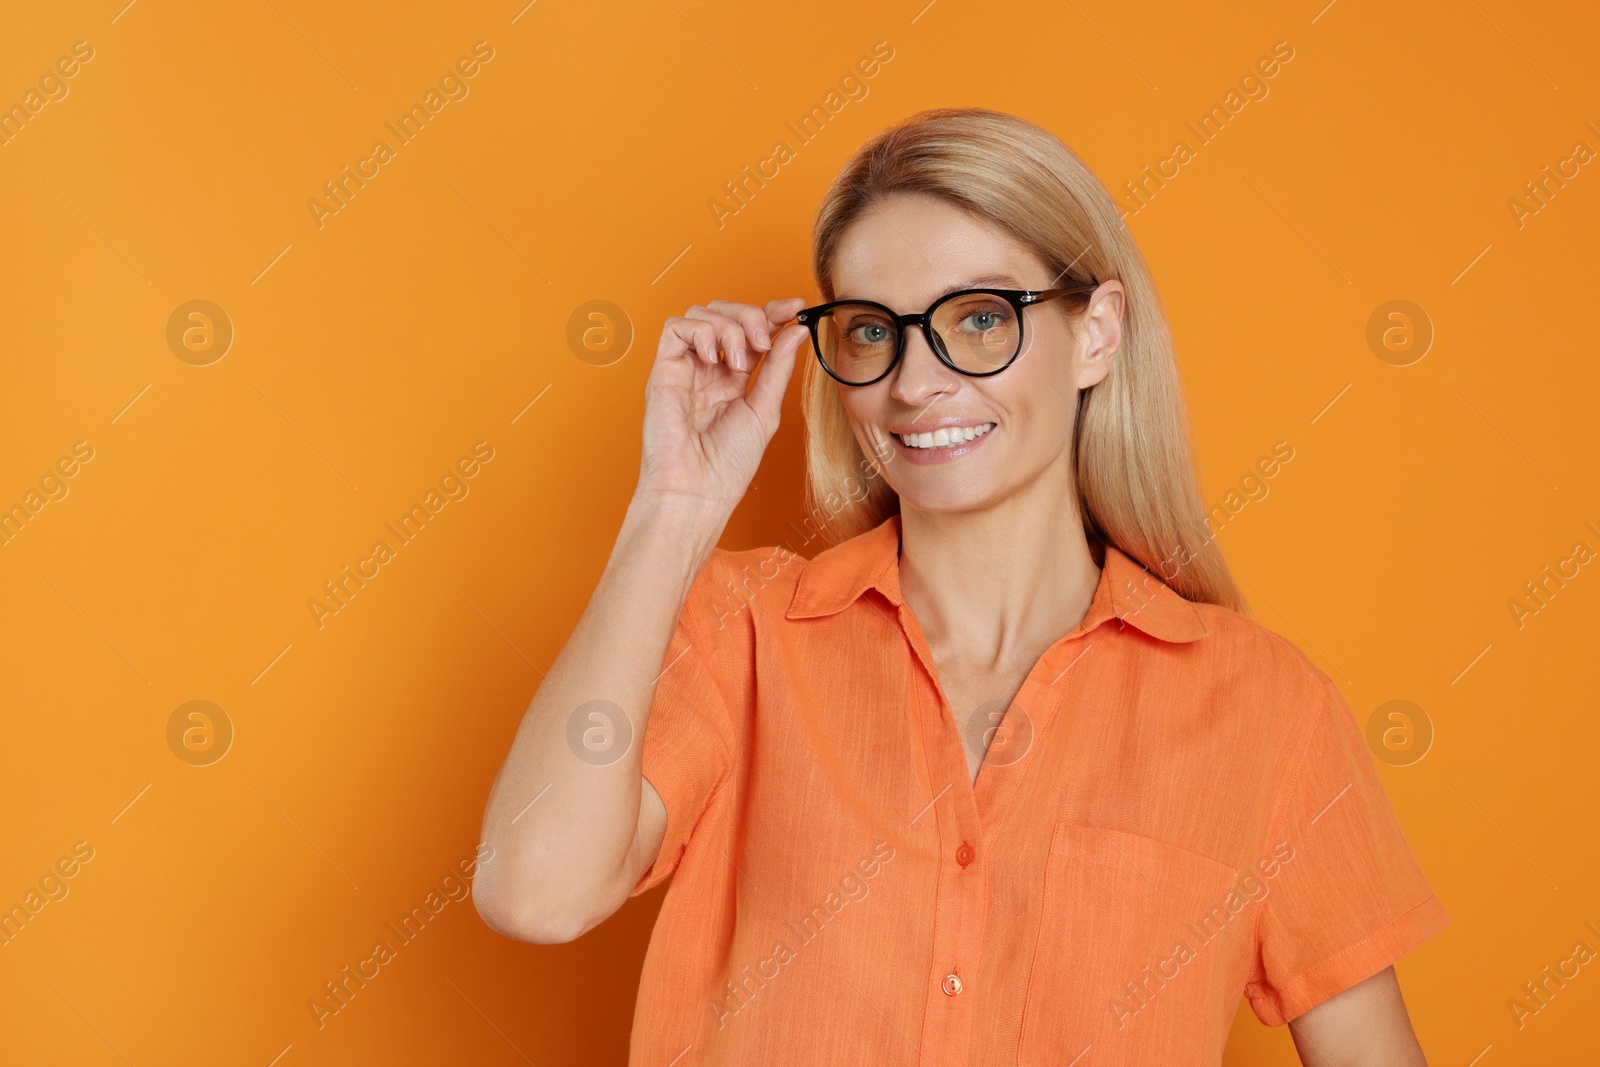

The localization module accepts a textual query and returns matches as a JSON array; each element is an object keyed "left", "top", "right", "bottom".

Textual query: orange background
[{"left": 2, "top": 0, "right": 1597, "bottom": 1063}]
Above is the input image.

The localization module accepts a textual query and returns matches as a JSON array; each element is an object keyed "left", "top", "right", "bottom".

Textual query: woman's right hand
[{"left": 636, "top": 297, "right": 810, "bottom": 515}]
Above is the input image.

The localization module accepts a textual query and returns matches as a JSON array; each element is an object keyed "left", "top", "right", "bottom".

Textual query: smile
[{"left": 895, "top": 422, "right": 995, "bottom": 450}]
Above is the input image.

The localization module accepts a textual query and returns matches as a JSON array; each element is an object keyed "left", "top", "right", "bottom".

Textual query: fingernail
[
  {"left": 733, "top": 348, "right": 746, "bottom": 371},
  {"left": 755, "top": 330, "right": 772, "bottom": 351}
]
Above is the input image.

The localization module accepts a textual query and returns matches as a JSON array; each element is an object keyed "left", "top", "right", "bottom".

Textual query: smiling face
[{"left": 827, "top": 193, "right": 1124, "bottom": 516}]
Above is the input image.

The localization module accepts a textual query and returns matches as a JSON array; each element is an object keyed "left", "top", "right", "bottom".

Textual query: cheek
[
  {"left": 1021, "top": 330, "right": 1081, "bottom": 416},
  {"left": 1011, "top": 395, "right": 1069, "bottom": 455},
  {"left": 1012, "top": 341, "right": 1070, "bottom": 408},
  {"left": 838, "top": 389, "right": 886, "bottom": 441},
  {"left": 1000, "top": 362, "right": 1078, "bottom": 463},
  {"left": 1024, "top": 316, "right": 1080, "bottom": 372}
]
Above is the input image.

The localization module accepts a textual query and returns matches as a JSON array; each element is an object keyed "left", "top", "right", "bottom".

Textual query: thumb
[{"left": 746, "top": 321, "right": 808, "bottom": 434}]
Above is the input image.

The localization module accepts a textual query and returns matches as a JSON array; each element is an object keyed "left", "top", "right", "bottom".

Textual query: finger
[
  {"left": 746, "top": 321, "right": 808, "bottom": 434},
  {"left": 706, "top": 300, "right": 776, "bottom": 353},
  {"left": 764, "top": 297, "right": 808, "bottom": 331},
  {"left": 661, "top": 317, "right": 720, "bottom": 366},
  {"left": 685, "top": 305, "right": 755, "bottom": 371},
  {"left": 680, "top": 318, "right": 719, "bottom": 366},
  {"left": 684, "top": 306, "right": 750, "bottom": 372},
  {"left": 654, "top": 318, "right": 694, "bottom": 364}
]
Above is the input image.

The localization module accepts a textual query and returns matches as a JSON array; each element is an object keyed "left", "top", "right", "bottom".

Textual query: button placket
[{"left": 900, "top": 599, "right": 994, "bottom": 1064}]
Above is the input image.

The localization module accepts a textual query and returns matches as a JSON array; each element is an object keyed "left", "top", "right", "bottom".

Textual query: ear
[{"left": 1074, "top": 280, "right": 1125, "bottom": 388}]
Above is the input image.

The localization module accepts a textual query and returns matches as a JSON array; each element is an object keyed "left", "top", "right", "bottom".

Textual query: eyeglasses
[{"left": 795, "top": 280, "right": 1101, "bottom": 387}]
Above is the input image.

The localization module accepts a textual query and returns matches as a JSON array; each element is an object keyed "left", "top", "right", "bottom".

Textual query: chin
[{"left": 892, "top": 483, "right": 1004, "bottom": 515}]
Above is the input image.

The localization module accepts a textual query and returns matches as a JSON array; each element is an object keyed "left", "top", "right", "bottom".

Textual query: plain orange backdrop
[{"left": 1, "top": 1, "right": 1597, "bottom": 1064}]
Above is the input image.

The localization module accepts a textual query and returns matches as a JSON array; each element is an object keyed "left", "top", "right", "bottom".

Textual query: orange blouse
[{"left": 627, "top": 513, "right": 1448, "bottom": 1065}]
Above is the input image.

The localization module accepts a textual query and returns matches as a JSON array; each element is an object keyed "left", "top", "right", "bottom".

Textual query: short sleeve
[
  {"left": 1245, "top": 669, "right": 1450, "bottom": 1025},
  {"left": 626, "top": 550, "right": 748, "bottom": 898}
]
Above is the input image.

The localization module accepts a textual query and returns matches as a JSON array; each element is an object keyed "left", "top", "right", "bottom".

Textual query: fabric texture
[{"left": 626, "top": 513, "right": 1448, "bottom": 1066}]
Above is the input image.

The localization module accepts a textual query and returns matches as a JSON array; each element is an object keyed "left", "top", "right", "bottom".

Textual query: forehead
[{"left": 831, "top": 194, "right": 1050, "bottom": 308}]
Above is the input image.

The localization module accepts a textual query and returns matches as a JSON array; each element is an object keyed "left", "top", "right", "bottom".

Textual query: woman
[{"left": 473, "top": 108, "right": 1449, "bottom": 1066}]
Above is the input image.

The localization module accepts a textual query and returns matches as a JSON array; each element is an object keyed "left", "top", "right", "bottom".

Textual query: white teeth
[{"left": 896, "top": 422, "right": 994, "bottom": 449}]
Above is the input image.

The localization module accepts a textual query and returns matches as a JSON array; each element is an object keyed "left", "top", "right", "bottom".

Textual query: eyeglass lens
[{"left": 816, "top": 292, "right": 1021, "bottom": 383}]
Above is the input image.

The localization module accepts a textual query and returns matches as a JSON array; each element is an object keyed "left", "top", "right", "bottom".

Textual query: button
[
  {"left": 956, "top": 843, "right": 974, "bottom": 867},
  {"left": 942, "top": 973, "right": 963, "bottom": 996}
]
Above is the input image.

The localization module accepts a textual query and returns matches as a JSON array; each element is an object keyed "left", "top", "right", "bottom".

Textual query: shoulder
[
  {"left": 687, "top": 515, "right": 896, "bottom": 631},
  {"left": 694, "top": 543, "right": 810, "bottom": 597},
  {"left": 1184, "top": 598, "right": 1343, "bottom": 734},
  {"left": 682, "top": 543, "right": 811, "bottom": 638},
  {"left": 1175, "top": 604, "right": 1368, "bottom": 826},
  {"left": 1194, "top": 599, "right": 1324, "bottom": 671}
]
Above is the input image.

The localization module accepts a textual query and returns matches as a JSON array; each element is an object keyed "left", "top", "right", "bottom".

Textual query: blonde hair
[{"left": 799, "top": 107, "right": 1251, "bottom": 614}]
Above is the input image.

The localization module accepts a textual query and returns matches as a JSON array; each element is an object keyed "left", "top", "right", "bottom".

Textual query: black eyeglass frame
[{"left": 794, "top": 280, "right": 1102, "bottom": 387}]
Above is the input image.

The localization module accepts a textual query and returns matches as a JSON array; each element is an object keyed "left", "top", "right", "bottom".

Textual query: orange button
[
  {"left": 941, "top": 973, "right": 963, "bottom": 996},
  {"left": 956, "top": 843, "right": 974, "bottom": 867}
]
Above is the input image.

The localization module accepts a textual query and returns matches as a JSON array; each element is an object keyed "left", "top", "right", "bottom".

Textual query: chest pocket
[{"left": 1017, "top": 821, "right": 1242, "bottom": 1066}]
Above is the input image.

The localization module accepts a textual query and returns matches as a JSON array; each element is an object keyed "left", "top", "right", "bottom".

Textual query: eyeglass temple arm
[{"left": 1022, "top": 281, "right": 1101, "bottom": 304}]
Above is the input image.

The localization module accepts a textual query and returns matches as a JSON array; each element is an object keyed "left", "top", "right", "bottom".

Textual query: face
[{"left": 828, "top": 193, "right": 1125, "bottom": 515}]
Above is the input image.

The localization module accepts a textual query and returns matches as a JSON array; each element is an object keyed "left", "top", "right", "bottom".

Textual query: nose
[{"left": 887, "top": 324, "right": 959, "bottom": 407}]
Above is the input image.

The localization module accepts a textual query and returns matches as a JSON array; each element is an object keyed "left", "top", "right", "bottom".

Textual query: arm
[
  {"left": 471, "top": 497, "right": 719, "bottom": 945},
  {"left": 1288, "top": 967, "right": 1428, "bottom": 1067},
  {"left": 472, "top": 297, "right": 807, "bottom": 944}
]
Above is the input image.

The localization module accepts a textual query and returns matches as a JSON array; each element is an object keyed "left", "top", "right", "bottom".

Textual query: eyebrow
[{"left": 841, "top": 273, "right": 1027, "bottom": 307}]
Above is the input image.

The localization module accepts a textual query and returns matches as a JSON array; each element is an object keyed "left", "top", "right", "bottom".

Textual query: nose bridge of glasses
[
  {"left": 896, "top": 313, "right": 953, "bottom": 379},
  {"left": 896, "top": 313, "right": 948, "bottom": 361}
]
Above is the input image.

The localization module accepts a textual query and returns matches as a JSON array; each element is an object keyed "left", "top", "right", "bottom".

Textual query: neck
[{"left": 896, "top": 457, "right": 1100, "bottom": 671}]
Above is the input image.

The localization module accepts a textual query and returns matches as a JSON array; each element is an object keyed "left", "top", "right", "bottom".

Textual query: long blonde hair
[{"left": 799, "top": 107, "right": 1250, "bottom": 614}]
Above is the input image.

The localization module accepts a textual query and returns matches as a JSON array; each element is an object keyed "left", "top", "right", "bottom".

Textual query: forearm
[{"left": 474, "top": 493, "right": 727, "bottom": 940}]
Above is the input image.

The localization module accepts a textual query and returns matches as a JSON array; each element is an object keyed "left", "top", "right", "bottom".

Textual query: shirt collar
[{"left": 785, "top": 513, "right": 1209, "bottom": 643}]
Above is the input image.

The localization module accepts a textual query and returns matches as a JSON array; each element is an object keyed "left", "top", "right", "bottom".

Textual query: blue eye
[
  {"left": 848, "top": 322, "right": 894, "bottom": 346},
  {"left": 948, "top": 302, "right": 1014, "bottom": 335}
]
